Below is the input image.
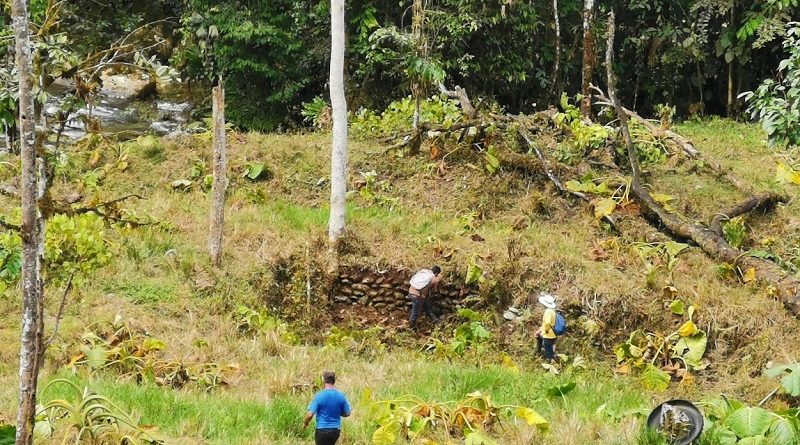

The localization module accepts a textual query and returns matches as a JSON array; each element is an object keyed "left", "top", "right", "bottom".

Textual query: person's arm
[
  {"left": 342, "top": 397, "right": 352, "bottom": 417},
  {"left": 541, "top": 309, "right": 555, "bottom": 334},
  {"left": 430, "top": 276, "right": 441, "bottom": 294},
  {"left": 304, "top": 397, "right": 318, "bottom": 429},
  {"left": 421, "top": 276, "right": 441, "bottom": 300},
  {"left": 303, "top": 411, "right": 314, "bottom": 429}
]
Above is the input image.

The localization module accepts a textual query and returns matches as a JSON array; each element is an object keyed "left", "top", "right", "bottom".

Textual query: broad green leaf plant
[
  {"left": 364, "top": 389, "right": 547, "bottom": 445},
  {"left": 741, "top": 22, "right": 800, "bottom": 147},
  {"left": 614, "top": 299, "right": 708, "bottom": 391},
  {"left": 701, "top": 395, "right": 800, "bottom": 445}
]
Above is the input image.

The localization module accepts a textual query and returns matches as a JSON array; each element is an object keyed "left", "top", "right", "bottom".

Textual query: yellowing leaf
[
  {"left": 652, "top": 193, "right": 674, "bottom": 203},
  {"left": 371, "top": 423, "right": 399, "bottom": 445},
  {"left": 664, "top": 241, "right": 689, "bottom": 257},
  {"left": 514, "top": 407, "right": 549, "bottom": 430},
  {"left": 743, "top": 267, "right": 756, "bottom": 283},
  {"left": 678, "top": 321, "right": 699, "bottom": 337},
  {"left": 501, "top": 353, "right": 520, "bottom": 373},
  {"left": 668, "top": 298, "right": 685, "bottom": 315},
  {"left": 142, "top": 338, "right": 166, "bottom": 352},
  {"left": 673, "top": 331, "right": 708, "bottom": 369},
  {"left": 652, "top": 193, "right": 675, "bottom": 212},
  {"left": 565, "top": 179, "right": 585, "bottom": 193},
  {"left": 641, "top": 364, "right": 671, "bottom": 392},
  {"left": 593, "top": 197, "right": 617, "bottom": 219},
  {"left": 776, "top": 162, "right": 800, "bottom": 185},
  {"left": 582, "top": 318, "right": 600, "bottom": 335}
]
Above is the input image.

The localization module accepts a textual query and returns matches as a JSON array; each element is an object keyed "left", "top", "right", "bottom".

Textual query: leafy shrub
[
  {"left": 353, "top": 171, "right": 398, "bottom": 210},
  {"left": 39, "top": 379, "right": 161, "bottom": 444},
  {"left": 614, "top": 301, "right": 707, "bottom": 390},
  {"left": 325, "top": 326, "right": 385, "bottom": 358},
  {"left": 626, "top": 121, "right": 668, "bottom": 166},
  {"left": 723, "top": 217, "right": 747, "bottom": 249},
  {"left": 553, "top": 94, "right": 611, "bottom": 163},
  {"left": 68, "top": 318, "right": 236, "bottom": 391},
  {"left": 351, "top": 95, "right": 463, "bottom": 138},
  {"left": 300, "top": 96, "right": 331, "bottom": 129},
  {"left": 426, "top": 308, "right": 491, "bottom": 361},
  {"left": 45, "top": 213, "right": 111, "bottom": 283},
  {"left": 0, "top": 232, "right": 22, "bottom": 292},
  {"left": 654, "top": 103, "right": 676, "bottom": 130},
  {"left": 741, "top": 22, "right": 800, "bottom": 147}
]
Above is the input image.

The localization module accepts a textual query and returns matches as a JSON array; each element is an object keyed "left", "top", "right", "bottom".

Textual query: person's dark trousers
[
  {"left": 409, "top": 295, "right": 437, "bottom": 328},
  {"left": 315, "top": 428, "right": 341, "bottom": 445},
  {"left": 536, "top": 334, "right": 556, "bottom": 361}
]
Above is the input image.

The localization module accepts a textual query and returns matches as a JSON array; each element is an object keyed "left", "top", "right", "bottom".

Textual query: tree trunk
[
  {"left": 13, "top": 0, "right": 45, "bottom": 443},
  {"left": 580, "top": 0, "right": 596, "bottom": 116},
  {"left": 411, "top": 0, "right": 425, "bottom": 132},
  {"left": 328, "top": 0, "right": 348, "bottom": 243},
  {"left": 727, "top": 5, "right": 737, "bottom": 117},
  {"left": 208, "top": 82, "right": 227, "bottom": 268},
  {"left": 727, "top": 61, "right": 735, "bottom": 117},
  {"left": 552, "top": 0, "right": 562, "bottom": 101}
]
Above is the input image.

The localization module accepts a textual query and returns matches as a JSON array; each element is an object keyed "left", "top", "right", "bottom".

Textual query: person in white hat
[{"left": 535, "top": 293, "right": 558, "bottom": 362}]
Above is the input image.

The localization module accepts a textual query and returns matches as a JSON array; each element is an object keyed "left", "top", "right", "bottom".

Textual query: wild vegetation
[{"left": 1, "top": 0, "right": 800, "bottom": 445}]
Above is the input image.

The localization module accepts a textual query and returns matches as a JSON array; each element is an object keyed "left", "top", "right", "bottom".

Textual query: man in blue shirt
[{"left": 303, "top": 371, "right": 351, "bottom": 445}]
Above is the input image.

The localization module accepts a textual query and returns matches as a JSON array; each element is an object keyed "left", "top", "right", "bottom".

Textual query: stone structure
[{"left": 332, "top": 267, "right": 475, "bottom": 312}]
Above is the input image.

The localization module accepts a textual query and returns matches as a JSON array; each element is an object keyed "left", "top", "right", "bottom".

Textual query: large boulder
[{"left": 99, "top": 73, "right": 157, "bottom": 101}]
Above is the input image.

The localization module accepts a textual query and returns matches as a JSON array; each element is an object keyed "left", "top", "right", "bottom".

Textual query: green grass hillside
[{"left": 0, "top": 118, "right": 799, "bottom": 444}]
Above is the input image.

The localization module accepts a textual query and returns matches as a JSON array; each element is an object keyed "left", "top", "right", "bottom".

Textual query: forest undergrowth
[{"left": 1, "top": 116, "right": 799, "bottom": 444}]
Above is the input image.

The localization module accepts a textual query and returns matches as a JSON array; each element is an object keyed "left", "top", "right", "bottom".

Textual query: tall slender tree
[
  {"left": 580, "top": 0, "right": 596, "bottom": 116},
  {"left": 12, "top": 0, "right": 46, "bottom": 443},
  {"left": 208, "top": 81, "right": 227, "bottom": 267},
  {"left": 552, "top": 0, "right": 562, "bottom": 101},
  {"left": 411, "top": 0, "right": 426, "bottom": 131},
  {"left": 328, "top": 0, "right": 348, "bottom": 244}
]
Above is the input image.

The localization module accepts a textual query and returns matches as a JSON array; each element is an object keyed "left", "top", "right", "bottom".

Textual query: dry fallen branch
[
  {"left": 604, "top": 9, "right": 800, "bottom": 317},
  {"left": 511, "top": 115, "right": 618, "bottom": 229},
  {"left": 43, "top": 273, "right": 75, "bottom": 350},
  {"left": 438, "top": 83, "right": 477, "bottom": 119},
  {"left": 69, "top": 194, "right": 153, "bottom": 227},
  {"left": 709, "top": 192, "right": 786, "bottom": 236}
]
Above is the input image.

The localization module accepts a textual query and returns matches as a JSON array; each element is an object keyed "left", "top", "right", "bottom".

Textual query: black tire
[{"left": 646, "top": 400, "right": 704, "bottom": 445}]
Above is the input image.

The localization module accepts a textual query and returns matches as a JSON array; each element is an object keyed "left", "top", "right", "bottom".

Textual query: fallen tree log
[
  {"left": 592, "top": 86, "right": 752, "bottom": 194},
  {"left": 709, "top": 192, "right": 785, "bottom": 236},
  {"left": 604, "top": 10, "right": 800, "bottom": 316}
]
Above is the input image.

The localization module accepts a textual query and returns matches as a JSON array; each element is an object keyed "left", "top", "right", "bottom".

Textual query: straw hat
[{"left": 538, "top": 293, "right": 557, "bottom": 309}]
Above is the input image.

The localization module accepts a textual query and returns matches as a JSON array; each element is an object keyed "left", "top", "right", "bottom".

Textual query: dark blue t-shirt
[{"left": 308, "top": 388, "right": 351, "bottom": 429}]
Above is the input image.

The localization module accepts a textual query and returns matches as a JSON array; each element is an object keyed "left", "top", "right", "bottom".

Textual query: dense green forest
[
  {"left": 1, "top": 0, "right": 800, "bottom": 444},
  {"left": 3, "top": 0, "right": 799, "bottom": 129}
]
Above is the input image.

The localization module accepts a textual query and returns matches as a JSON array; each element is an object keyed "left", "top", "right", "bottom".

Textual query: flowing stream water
[{"left": 1, "top": 75, "right": 192, "bottom": 152}]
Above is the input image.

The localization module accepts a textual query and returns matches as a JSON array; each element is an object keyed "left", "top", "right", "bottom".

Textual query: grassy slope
[{"left": 0, "top": 118, "right": 798, "bottom": 444}]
